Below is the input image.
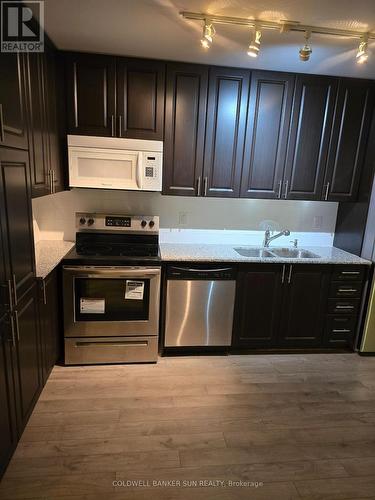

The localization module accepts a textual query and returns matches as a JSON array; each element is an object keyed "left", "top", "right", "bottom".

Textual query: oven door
[{"left": 63, "top": 266, "right": 161, "bottom": 337}]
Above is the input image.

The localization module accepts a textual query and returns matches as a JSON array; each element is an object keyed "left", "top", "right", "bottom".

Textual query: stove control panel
[{"left": 76, "top": 213, "right": 159, "bottom": 233}]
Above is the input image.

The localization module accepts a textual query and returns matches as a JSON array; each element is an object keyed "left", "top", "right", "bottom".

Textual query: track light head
[
  {"left": 356, "top": 36, "right": 369, "bottom": 64},
  {"left": 200, "top": 20, "right": 215, "bottom": 49},
  {"left": 247, "top": 29, "right": 261, "bottom": 58},
  {"left": 299, "top": 31, "right": 312, "bottom": 61}
]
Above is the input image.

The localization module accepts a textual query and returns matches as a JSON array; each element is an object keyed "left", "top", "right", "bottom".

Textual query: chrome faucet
[{"left": 263, "top": 229, "right": 291, "bottom": 247}]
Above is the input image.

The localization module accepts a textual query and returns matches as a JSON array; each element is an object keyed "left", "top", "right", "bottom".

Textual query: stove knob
[
  {"left": 141, "top": 220, "right": 147, "bottom": 228},
  {"left": 79, "top": 217, "right": 86, "bottom": 225},
  {"left": 149, "top": 220, "right": 155, "bottom": 228},
  {"left": 87, "top": 218, "right": 95, "bottom": 226}
]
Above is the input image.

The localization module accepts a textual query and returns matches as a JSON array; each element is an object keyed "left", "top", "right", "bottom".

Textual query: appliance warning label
[
  {"left": 80, "top": 298, "right": 105, "bottom": 314},
  {"left": 125, "top": 280, "right": 144, "bottom": 300}
]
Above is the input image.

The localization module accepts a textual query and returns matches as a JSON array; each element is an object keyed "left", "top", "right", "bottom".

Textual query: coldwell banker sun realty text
[{"left": 1, "top": 1, "right": 44, "bottom": 52}]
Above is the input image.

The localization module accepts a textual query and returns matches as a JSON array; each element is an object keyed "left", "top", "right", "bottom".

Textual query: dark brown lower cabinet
[
  {"left": 12, "top": 283, "right": 42, "bottom": 434},
  {"left": 233, "top": 265, "right": 284, "bottom": 348},
  {"left": 38, "top": 270, "right": 60, "bottom": 383},
  {"left": 278, "top": 265, "right": 330, "bottom": 347},
  {"left": 0, "top": 315, "right": 17, "bottom": 477},
  {"left": 232, "top": 264, "right": 365, "bottom": 349}
]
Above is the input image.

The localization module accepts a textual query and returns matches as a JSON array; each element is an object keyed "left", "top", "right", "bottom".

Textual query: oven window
[{"left": 74, "top": 278, "right": 150, "bottom": 322}]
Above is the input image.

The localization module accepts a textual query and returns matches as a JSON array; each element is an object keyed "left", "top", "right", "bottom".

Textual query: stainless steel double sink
[{"left": 234, "top": 247, "right": 320, "bottom": 259}]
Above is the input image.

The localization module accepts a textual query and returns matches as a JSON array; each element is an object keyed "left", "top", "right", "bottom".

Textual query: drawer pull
[
  {"left": 75, "top": 340, "right": 148, "bottom": 347},
  {"left": 336, "top": 305, "right": 354, "bottom": 309},
  {"left": 338, "top": 289, "right": 358, "bottom": 293},
  {"left": 332, "top": 329, "right": 351, "bottom": 333},
  {"left": 341, "top": 271, "right": 360, "bottom": 275}
]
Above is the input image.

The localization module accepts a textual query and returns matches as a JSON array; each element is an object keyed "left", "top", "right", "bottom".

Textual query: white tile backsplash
[{"left": 32, "top": 188, "right": 338, "bottom": 246}]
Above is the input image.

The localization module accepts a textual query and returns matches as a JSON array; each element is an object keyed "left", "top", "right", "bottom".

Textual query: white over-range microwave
[{"left": 67, "top": 135, "right": 163, "bottom": 191}]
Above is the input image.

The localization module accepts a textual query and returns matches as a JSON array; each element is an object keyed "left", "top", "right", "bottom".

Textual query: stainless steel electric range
[{"left": 62, "top": 213, "right": 161, "bottom": 365}]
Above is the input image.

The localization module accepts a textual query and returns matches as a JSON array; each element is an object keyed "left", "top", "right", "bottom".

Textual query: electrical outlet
[
  {"left": 313, "top": 215, "right": 323, "bottom": 229},
  {"left": 178, "top": 212, "right": 188, "bottom": 225}
]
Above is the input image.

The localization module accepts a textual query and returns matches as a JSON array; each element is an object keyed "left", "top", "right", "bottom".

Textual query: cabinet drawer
[
  {"left": 331, "top": 266, "right": 365, "bottom": 281},
  {"left": 327, "top": 298, "right": 359, "bottom": 315},
  {"left": 324, "top": 315, "right": 356, "bottom": 347},
  {"left": 329, "top": 282, "right": 363, "bottom": 298}
]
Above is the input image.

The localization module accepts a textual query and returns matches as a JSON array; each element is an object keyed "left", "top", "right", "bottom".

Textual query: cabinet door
[
  {"left": 12, "top": 284, "right": 41, "bottom": 433},
  {"left": 66, "top": 52, "right": 116, "bottom": 136},
  {"left": 117, "top": 58, "right": 165, "bottom": 140},
  {"left": 284, "top": 75, "right": 338, "bottom": 200},
  {"left": 233, "top": 265, "right": 284, "bottom": 348},
  {"left": 203, "top": 67, "right": 250, "bottom": 197},
  {"left": 26, "top": 53, "right": 50, "bottom": 198},
  {"left": 39, "top": 270, "right": 59, "bottom": 383},
  {"left": 0, "top": 317, "right": 17, "bottom": 478},
  {"left": 163, "top": 63, "right": 208, "bottom": 196},
  {"left": 44, "top": 45, "right": 64, "bottom": 194},
  {"left": 0, "top": 148, "right": 35, "bottom": 303},
  {"left": 278, "top": 265, "right": 330, "bottom": 347},
  {"left": 324, "top": 79, "right": 375, "bottom": 202},
  {"left": 0, "top": 52, "right": 28, "bottom": 149},
  {"left": 241, "top": 71, "right": 294, "bottom": 199}
]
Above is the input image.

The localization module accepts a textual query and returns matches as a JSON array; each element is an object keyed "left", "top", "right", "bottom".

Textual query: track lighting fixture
[
  {"left": 200, "top": 20, "right": 215, "bottom": 49},
  {"left": 248, "top": 28, "right": 261, "bottom": 58},
  {"left": 299, "top": 31, "right": 312, "bottom": 61},
  {"left": 356, "top": 35, "right": 368, "bottom": 64}
]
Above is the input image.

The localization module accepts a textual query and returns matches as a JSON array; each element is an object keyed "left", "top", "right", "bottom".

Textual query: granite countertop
[
  {"left": 34, "top": 240, "right": 75, "bottom": 279},
  {"left": 160, "top": 243, "right": 372, "bottom": 265}
]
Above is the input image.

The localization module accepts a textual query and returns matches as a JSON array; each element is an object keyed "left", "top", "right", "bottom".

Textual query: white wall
[{"left": 32, "top": 188, "right": 338, "bottom": 244}]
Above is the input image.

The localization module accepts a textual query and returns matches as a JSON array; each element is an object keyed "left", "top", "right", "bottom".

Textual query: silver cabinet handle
[
  {"left": 341, "top": 271, "right": 360, "bottom": 275},
  {"left": 324, "top": 182, "right": 330, "bottom": 201},
  {"left": 338, "top": 289, "right": 358, "bottom": 293},
  {"left": 203, "top": 177, "right": 208, "bottom": 196},
  {"left": 332, "top": 329, "right": 351, "bottom": 333},
  {"left": 42, "top": 280, "right": 47, "bottom": 305},
  {"left": 118, "top": 115, "right": 123, "bottom": 137},
  {"left": 111, "top": 115, "right": 115, "bottom": 136},
  {"left": 288, "top": 264, "right": 293, "bottom": 284},
  {"left": 281, "top": 265, "right": 286, "bottom": 284},
  {"left": 284, "top": 180, "right": 289, "bottom": 199},
  {"left": 6, "top": 279, "right": 13, "bottom": 311},
  {"left": 12, "top": 274, "right": 17, "bottom": 307},
  {"left": 277, "top": 180, "right": 282, "bottom": 199},
  {"left": 9, "top": 314, "right": 15, "bottom": 347},
  {"left": 14, "top": 310, "right": 20, "bottom": 342},
  {"left": 0, "top": 103, "right": 4, "bottom": 143},
  {"left": 196, "top": 176, "right": 201, "bottom": 196},
  {"left": 336, "top": 305, "right": 354, "bottom": 309},
  {"left": 52, "top": 169, "right": 56, "bottom": 194}
]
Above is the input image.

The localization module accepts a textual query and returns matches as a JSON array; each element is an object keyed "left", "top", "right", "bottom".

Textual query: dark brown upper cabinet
[
  {"left": 203, "top": 67, "right": 250, "bottom": 198},
  {"left": 25, "top": 53, "right": 50, "bottom": 198},
  {"left": 241, "top": 71, "right": 295, "bottom": 199},
  {"left": 66, "top": 52, "right": 116, "bottom": 137},
  {"left": 117, "top": 58, "right": 165, "bottom": 140},
  {"left": 0, "top": 53, "right": 29, "bottom": 150},
  {"left": 65, "top": 52, "right": 165, "bottom": 140},
  {"left": 323, "top": 79, "right": 375, "bottom": 202},
  {"left": 0, "top": 148, "right": 35, "bottom": 304},
  {"left": 283, "top": 75, "right": 338, "bottom": 200},
  {"left": 163, "top": 63, "right": 208, "bottom": 196}
]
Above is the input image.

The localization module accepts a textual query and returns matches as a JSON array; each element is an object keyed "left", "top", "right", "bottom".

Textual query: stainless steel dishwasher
[{"left": 164, "top": 265, "right": 237, "bottom": 347}]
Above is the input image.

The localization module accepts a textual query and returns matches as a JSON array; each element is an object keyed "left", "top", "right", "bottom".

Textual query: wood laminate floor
[{"left": 1, "top": 353, "right": 375, "bottom": 499}]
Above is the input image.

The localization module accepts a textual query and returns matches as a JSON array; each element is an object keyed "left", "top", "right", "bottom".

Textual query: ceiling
[{"left": 41, "top": 0, "right": 375, "bottom": 78}]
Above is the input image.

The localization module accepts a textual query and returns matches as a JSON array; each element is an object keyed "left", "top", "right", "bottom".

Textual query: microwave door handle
[{"left": 136, "top": 152, "right": 143, "bottom": 189}]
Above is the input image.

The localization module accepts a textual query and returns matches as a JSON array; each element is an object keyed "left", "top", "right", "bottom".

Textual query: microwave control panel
[{"left": 142, "top": 152, "right": 162, "bottom": 191}]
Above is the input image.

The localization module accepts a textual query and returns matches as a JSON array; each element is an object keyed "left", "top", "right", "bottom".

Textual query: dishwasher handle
[{"left": 167, "top": 265, "right": 236, "bottom": 280}]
